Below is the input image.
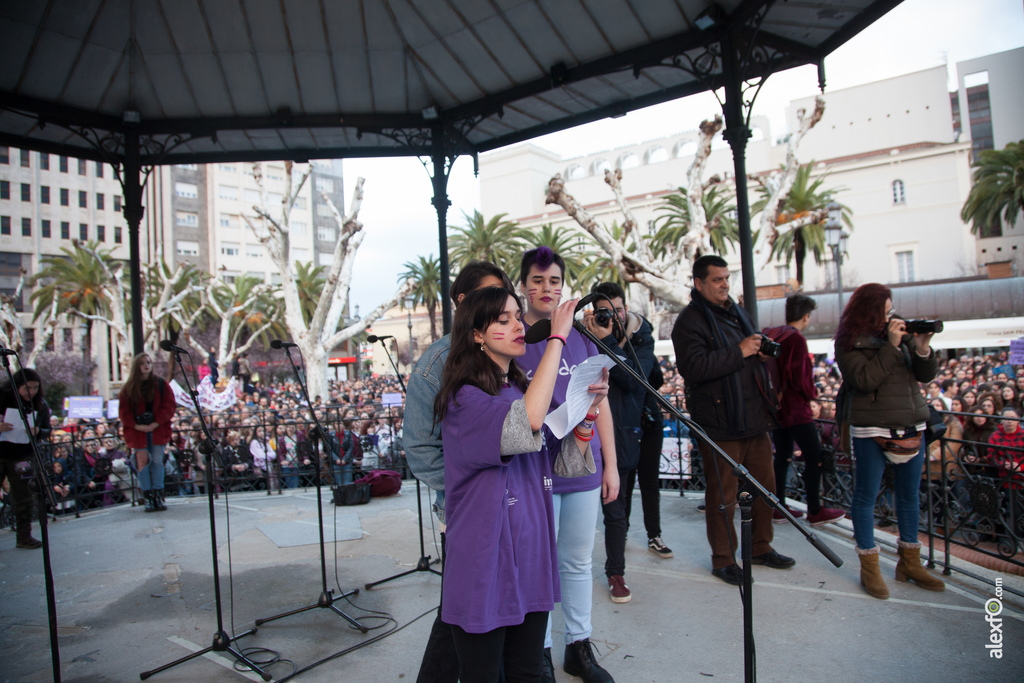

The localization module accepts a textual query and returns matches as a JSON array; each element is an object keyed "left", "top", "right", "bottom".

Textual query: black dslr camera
[
  {"left": 594, "top": 308, "right": 614, "bottom": 328},
  {"left": 760, "top": 336, "right": 782, "bottom": 358},
  {"left": 135, "top": 411, "right": 155, "bottom": 425},
  {"left": 904, "top": 319, "right": 944, "bottom": 334}
]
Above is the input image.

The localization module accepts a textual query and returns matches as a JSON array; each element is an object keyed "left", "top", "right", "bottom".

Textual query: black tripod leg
[
  {"left": 364, "top": 479, "right": 442, "bottom": 589},
  {"left": 140, "top": 629, "right": 270, "bottom": 681}
]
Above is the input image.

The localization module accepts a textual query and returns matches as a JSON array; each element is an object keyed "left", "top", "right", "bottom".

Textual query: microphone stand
[
  {"left": 141, "top": 348, "right": 270, "bottom": 681},
  {"left": 254, "top": 345, "right": 366, "bottom": 632},
  {"left": 1, "top": 351, "right": 61, "bottom": 683},
  {"left": 364, "top": 337, "right": 441, "bottom": 590},
  {"left": 568, "top": 320, "right": 844, "bottom": 683}
]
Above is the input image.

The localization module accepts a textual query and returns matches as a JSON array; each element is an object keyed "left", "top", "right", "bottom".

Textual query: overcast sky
[{"left": 342, "top": 0, "right": 1024, "bottom": 312}]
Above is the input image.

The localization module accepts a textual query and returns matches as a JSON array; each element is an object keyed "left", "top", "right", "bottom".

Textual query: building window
[
  {"left": 565, "top": 164, "right": 586, "bottom": 180},
  {"left": 63, "top": 329, "right": 74, "bottom": 351},
  {"left": 42, "top": 220, "right": 51, "bottom": 238},
  {"left": 79, "top": 190, "right": 87, "bottom": 208},
  {"left": 0, "top": 147, "right": 7, "bottom": 164},
  {"left": 177, "top": 240, "right": 200, "bottom": 256},
  {"left": 220, "top": 243, "right": 240, "bottom": 256},
  {"left": 218, "top": 185, "right": 238, "bottom": 200},
  {"left": 79, "top": 223, "right": 88, "bottom": 241},
  {"left": 60, "top": 188, "right": 69, "bottom": 206},
  {"left": 244, "top": 188, "right": 261, "bottom": 204},
  {"left": 175, "top": 182, "right": 198, "bottom": 199},
  {"left": 96, "top": 193, "right": 104, "bottom": 210},
  {"left": 892, "top": 179, "right": 905, "bottom": 205},
  {"left": 775, "top": 264, "right": 790, "bottom": 285},
  {"left": 246, "top": 246, "right": 264, "bottom": 259},
  {"left": 21, "top": 183, "right": 30, "bottom": 202},
  {"left": 21, "top": 218, "right": 30, "bottom": 237},
  {"left": 95, "top": 161, "right": 104, "bottom": 177},
  {"left": 20, "top": 149, "right": 30, "bottom": 168},
  {"left": 292, "top": 247, "right": 309, "bottom": 263},
  {"left": 61, "top": 221, "right": 70, "bottom": 239},
  {"left": 176, "top": 211, "right": 199, "bottom": 227},
  {"left": 1, "top": 216, "right": 9, "bottom": 235},
  {"left": 114, "top": 196, "right": 122, "bottom": 212},
  {"left": 114, "top": 226, "right": 122, "bottom": 243},
  {"left": 0, "top": 180, "right": 8, "bottom": 200},
  {"left": 316, "top": 226, "right": 335, "bottom": 241},
  {"left": 39, "top": 153, "right": 49, "bottom": 170},
  {"left": 78, "top": 158, "right": 87, "bottom": 175},
  {"left": 246, "top": 271, "right": 267, "bottom": 282},
  {"left": 315, "top": 177, "right": 334, "bottom": 193},
  {"left": 291, "top": 221, "right": 306, "bottom": 236},
  {"left": 294, "top": 197, "right": 307, "bottom": 210},
  {"left": 40, "top": 186, "right": 50, "bottom": 204},
  {"left": 316, "top": 203, "right": 333, "bottom": 217},
  {"left": 176, "top": 163, "right": 198, "bottom": 171},
  {"left": 97, "top": 225, "right": 105, "bottom": 242},
  {"left": 896, "top": 250, "right": 915, "bottom": 283},
  {"left": 59, "top": 156, "right": 68, "bottom": 173}
]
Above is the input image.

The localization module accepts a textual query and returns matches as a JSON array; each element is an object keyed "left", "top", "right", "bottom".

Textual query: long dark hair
[
  {"left": 2, "top": 368, "right": 45, "bottom": 411},
  {"left": 119, "top": 353, "right": 161, "bottom": 406},
  {"left": 834, "top": 283, "right": 892, "bottom": 352},
  {"left": 434, "top": 288, "right": 528, "bottom": 424}
]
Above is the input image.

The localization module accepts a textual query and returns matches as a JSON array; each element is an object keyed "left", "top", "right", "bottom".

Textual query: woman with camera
[
  {"left": 118, "top": 353, "right": 177, "bottom": 512},
  {"left": 834, "top": 284, "right": 944, "bottom": 599}
]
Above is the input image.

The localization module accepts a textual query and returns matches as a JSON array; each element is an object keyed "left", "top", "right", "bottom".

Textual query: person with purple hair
[{"left": 518, "top": 246, "right": 618, "bottom": 683}]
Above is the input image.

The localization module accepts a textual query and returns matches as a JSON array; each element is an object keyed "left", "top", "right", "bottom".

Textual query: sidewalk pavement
[{"left": 2, "top": 484, "right": 1022, "bottom": 682}]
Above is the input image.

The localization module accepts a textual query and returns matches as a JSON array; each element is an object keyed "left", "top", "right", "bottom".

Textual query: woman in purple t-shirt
[{"left": 435, "top": 287, "right": 607, "bottom": 682}]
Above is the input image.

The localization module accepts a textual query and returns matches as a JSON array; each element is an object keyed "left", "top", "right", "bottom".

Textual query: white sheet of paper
[
  {"left": 544, "top": 355, "right": 617, "bottom": 439},
  {"left": 0, "top": 407, "right": 34, "bottom": 444}
]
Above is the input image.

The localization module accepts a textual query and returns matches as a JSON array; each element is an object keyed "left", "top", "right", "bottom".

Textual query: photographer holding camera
[
  {"left": 583, "top": 282, "right": 672, "bottom": 605},
  {"left": 672, "top": 255, "right": 795, "bottom": 585},
  {"left": 118, "top": 353, "right": 177, "bottom": 512}
]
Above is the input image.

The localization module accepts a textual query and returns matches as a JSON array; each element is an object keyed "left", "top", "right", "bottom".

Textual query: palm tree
[
  {"left": 753, "top": 163, "right": 851, "bottom": 287},
  {"left": 449, "top": 210, "right": 526, "bottom": 277},
  {"left": 30, "top": 241, "right": 114, "bottom": 358},
  {"left": 208, "top": 273, "right": 285, "bottom": 354},
  {"left": 652, "top": 184, "right": 738, "bottom": 257},
  {"left": 961, "top": 139, "right": 1024, "bottom": 235},
  {"left": 293, "top": 261, "right": 326, "bottom": 326},
  {"left": 400, "top": 254, "right": 442, "bottom": 342}
]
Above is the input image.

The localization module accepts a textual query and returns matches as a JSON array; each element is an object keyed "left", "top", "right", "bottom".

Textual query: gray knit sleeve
[
  {"left": 554, "top": 437, "right": 597, "bottom": 478},
  {"left": 500, "top": 398, "right": 544, "bottom": 456}
]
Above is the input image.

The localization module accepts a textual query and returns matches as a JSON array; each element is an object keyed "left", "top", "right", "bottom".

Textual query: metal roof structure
[
  {"left": 0, "top": 0, "right": 904, "bottom": 347},
  {"left": 1, "top": 0, "right": 901, "bottom": 165}
]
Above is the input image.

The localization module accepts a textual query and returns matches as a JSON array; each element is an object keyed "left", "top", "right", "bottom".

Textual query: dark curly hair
[{"left": 834, "top": 283, "right": 892, "bottom": 352}]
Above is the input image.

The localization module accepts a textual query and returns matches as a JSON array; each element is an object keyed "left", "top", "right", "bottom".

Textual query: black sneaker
[
  {"left": 750, "top": 550, "right": 796, "bottom": 569},
  {"left": 648, "top": 536, "right": 673, "bottom": 559},
  {"left": 16, "top": 535, "right": 42, "bottom": 549},
  {"left": 712, "top": 564, "right": 743, "bottom": 585},
  {"left": 563, "top": 639, "right": 614, "bottom": 683}
]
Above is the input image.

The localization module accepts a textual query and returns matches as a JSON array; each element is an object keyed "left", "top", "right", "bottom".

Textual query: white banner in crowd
[{"left": 169, "top": 376, "right": 238, "bottom": 413}]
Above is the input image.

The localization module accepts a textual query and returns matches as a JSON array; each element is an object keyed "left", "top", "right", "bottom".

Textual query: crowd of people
[{"left": 2, "top": 250, "right": 1022, "bottom": 682}]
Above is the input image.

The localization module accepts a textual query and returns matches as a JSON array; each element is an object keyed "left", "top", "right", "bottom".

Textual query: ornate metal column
[
  {"left": 123, "top": 131, "right": 146, "bottom": 353},
  {"left": 431, "top": 126, "right": 454, "bottom": 335}
]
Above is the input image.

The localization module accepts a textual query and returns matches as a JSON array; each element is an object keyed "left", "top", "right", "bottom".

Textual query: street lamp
[
  {"left": 824, "top": 201, "right": 848, "bottom": 316},
  {"left": 404, "top": 295, "right": 415, "bottom": 375},
  {"left": 352, "top": 304, "right": 361, "bottom": 380}
]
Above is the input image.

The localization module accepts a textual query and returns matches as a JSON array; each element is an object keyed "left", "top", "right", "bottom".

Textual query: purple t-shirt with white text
[
  {"left": 441, "top": 384, "right": 559, "bottom": 633},
  {"left": 519, "top": 324, "right": 604, "bottom": 494}
]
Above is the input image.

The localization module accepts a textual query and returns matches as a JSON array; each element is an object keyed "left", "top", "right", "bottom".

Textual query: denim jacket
[{"left": 404, "top": 334, "right": 450, "bottom": 522}]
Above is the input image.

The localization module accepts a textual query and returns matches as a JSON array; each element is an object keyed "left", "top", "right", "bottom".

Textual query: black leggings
[
  {"left": 449, "top": 611, "right": 547, "bottom": 683},
  {"left": 624, "top": 423, "right": 664, "bottom": 539},
  {"left": 772, "top": 421, "right": 824, "bottom": 514}
]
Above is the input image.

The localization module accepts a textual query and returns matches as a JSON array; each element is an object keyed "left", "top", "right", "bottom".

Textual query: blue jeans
[
  {"left": 545, "top": 487, "right": 601, "bottom": 649},
  {"left": 334, "top": 462, "right": 353, "bottom": 486},
  {"left": 281, "top": 466, "right": 299, "bottom": 490},
  {"left": 851, "top": 437, "right": 925, "bottom": 549},
  {"left": 134, "top": 443, "right": 166, "bottom": 492}
]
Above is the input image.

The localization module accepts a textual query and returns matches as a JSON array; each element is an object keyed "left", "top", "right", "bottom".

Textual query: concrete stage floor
[{"left": 2, "top": 483, "right": 1022, "bottom": 682}]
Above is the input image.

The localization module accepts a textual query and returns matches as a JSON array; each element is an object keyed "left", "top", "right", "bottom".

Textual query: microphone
[
  {"left": 0, "top": 346, "right": 17, "bottom": 356},
  {"left": 160, "top": 339, "right": 189, "bottom": 354},
  {"left": 524, "top": 319, "right": 552, "bottom": 344},
  {"left": 574, "top": 292, "right": 608, "bottom": 312},
  {"left": 270, "top": 339, "right": 299, "bottom": 349},
  {"left": 366, "top": 335, "right": 394, "bottom": 344}
]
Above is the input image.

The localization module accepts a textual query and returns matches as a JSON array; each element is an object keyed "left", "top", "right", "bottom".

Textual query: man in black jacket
[{"left": 672, "top": 256, "right": 795, "bottom": 585}]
